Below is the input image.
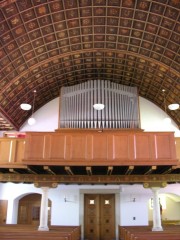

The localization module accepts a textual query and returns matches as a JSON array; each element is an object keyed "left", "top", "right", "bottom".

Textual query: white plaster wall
[
  {"left": 1, "top": 183, "right": 179, "bottom": 226},
  {"left": 160, "top": 183, "right": 180, "bottom": 196},
  {"left": 49, "top": 186, "right": 80, "bottom": 225},
  {"left": 119, "top": 185, "right": 150, "bottom": 226},
  {"left": 162, "top": 197, "right": 180, "bottom": 221},
  {"left": 20, "top": 98, "right": 59, "bottom": 132},
  {"left": 139, "top": 98, "right": 180, "bottom": 137},
  {"left": 119, "top": 184, "right": 180, "bottom": 224},
  {"left": 120, "top": 199, "right": 148, "bottom": 226}
]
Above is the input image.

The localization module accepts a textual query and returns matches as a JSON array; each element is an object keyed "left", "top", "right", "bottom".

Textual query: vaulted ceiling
[{"left": 0, "top": 0, "right": 179, "bottom": 131}]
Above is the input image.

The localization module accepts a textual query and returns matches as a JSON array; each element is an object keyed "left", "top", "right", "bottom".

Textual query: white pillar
[
  {"left": 38, "top": 187, "right": 49, "bottom": 231},
  {"left": 6, "top": 198, "right": 17, "bottom": 224},
  {"left": 151, "top": 187, "right": 163, "bottom": 231}
]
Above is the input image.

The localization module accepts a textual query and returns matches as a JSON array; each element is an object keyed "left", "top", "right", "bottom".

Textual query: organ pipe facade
[{"left": 59, "top": 80, "right": 140, "bottom": 129}]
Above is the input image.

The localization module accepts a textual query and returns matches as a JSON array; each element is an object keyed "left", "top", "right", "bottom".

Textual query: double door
[{"left": 84, "top": 194, "right": 115, "bottom": 240}]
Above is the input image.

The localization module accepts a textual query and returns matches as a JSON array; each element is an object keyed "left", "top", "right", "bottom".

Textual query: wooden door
[
  {"left": 84, "top": 194, "right": 115, "bottom": 240},
  {"left": 18, "top": 193, "right": 51, "bottom": 225},
  {"left": 0, "top": 200, "right": 8, "bottom": 224}
]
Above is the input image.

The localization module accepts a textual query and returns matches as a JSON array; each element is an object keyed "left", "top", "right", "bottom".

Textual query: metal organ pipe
[{"left": 59, "top": 80, "right": 140, "bottom": 129}]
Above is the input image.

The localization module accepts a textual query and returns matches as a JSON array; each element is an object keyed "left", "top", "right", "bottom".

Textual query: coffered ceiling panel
[{"left": 0, "top": 0, "right": 179, "bottom": 130}]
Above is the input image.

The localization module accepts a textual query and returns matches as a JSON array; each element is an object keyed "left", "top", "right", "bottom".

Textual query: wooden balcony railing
[
  {"left": 0, "top": 130, "right": 179, "bottom": 167},
  {"left": 0, "top": 138, "right": 25, "bottom": 165}
]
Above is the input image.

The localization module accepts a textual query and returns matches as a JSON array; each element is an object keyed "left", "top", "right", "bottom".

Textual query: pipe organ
[{"left": 59, "top": 80, "right": 140, "bottom": 129}]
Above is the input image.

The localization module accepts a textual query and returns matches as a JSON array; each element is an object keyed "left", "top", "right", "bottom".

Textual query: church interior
[{"left": 0, "top": 0, "right": 180, "bottom": 240}]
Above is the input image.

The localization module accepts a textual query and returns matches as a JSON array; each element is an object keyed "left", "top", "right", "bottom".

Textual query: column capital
[
  {"left": 34, "top": 182, "right": 58, "bottom": 188},
  {"left": 143, "top": 182, "right": 167, "bottom": 189}
]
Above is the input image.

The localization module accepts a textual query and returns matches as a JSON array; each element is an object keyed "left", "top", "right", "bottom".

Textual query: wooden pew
[
  {"left": 0, "top": 236, "right": 68, "bottom": 240},
  {"left": 128, "top": 232, "right": 180, "bottom": 240},
  {"left": 0, "top": 225, "right": 81, "bottom": 240},
  {"left": 119, "top": 225, "right": 180, "bottom": 240}
]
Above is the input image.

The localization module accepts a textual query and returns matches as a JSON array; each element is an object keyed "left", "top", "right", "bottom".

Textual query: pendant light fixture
[
  {"left": 93, "top": 103, "right": 105, "bottom": 111},
  {"left": 166, "top": 66, "right": 179, "bottom": 111},
  {"left": 20, "top": 103, "right": 31, "bottom": 111},
  {"left": 168, "top": 103, "right": 179, "bottom": 111},
  {"left": 20, "top": 70, "right": 32, "bottom": 111},
  {"left": 162, "top": 89, "right": 171, "bottom": 124},
  {"left": 20, "top": 92, "right": 32, "bottom": 110},
  {"left": 28, "top": 90, "right": 36, "bottom": 125},
  {"left": 93, "top": 70, "right": 105, "bottom": 111}
]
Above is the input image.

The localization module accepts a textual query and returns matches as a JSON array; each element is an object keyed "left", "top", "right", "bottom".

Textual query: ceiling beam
[
  {"left": 107, "top": 166, "right": 113, "bottom": 175},
  {"left": 125, "top": 166, "right": 134, "bottom": 175},
  {"left": 26, "top": 167, "right": 38, "bottom": 174},
  {"left": 162, "top": 166, "right": 177, "bottom": 174},
  {"left": 86, "top": 167, "right": 92, "bottom": 176},
  {"left": 144, "top": 166, "right": 157, "bottom": 175},
  {"left": 65, "top": 166, "right": 73, "bottom": 175},
  {"left": 44, "top": 166, "right": 56, "bottom": 175},
  {"left": 9, "top": 168, "right": 19, "bottom": 174}
]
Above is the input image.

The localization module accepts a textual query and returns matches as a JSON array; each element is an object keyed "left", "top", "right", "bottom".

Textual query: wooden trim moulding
[{"left": 0, "top": 173, "right": 179, "bottom": 184}]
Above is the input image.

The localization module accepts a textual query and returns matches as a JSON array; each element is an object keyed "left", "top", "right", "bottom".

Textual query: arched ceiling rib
[{"left": 0, "top": 0, "right": 179, "bottom": 130}]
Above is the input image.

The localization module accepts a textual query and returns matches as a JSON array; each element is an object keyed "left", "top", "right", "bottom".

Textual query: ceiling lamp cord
[
  {"left": 93, "top": 70, "right": 105, "bottom": 111},
  {"left": 28, "top": 90, "right": 36, "bottom": 125},
  {"left": 20, "top": 70, "right": 32, "bottom": 111},
  {"left": 20, "top": 91, "right": 32, "bottom": 111},
  {"left": 162, "top": 89, "right": 171, "bottom": 124},
  {"left": 167, "top": 67, "right": 179, "bottom": 111}
]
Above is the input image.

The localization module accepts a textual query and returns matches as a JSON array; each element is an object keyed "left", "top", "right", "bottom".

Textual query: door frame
[{"left": 79, "top": 189, "right": 120, "bottom": 240}]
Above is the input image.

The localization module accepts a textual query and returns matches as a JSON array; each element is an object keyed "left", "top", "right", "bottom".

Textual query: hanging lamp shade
[
  {"left": 28, "top": 117, "right": 36, "bottom": 125},
  {"left": 93, "top": 103, "right": 105, "bottom": 111},
  {"left": 168, "top": 103, "right": 179, "bottom": 110},
  {"left": 163, "top": 117, "right": 171, "bottom": 124},
  {"left": 20, "top": 103, "right": 32, "bottom": 111}
]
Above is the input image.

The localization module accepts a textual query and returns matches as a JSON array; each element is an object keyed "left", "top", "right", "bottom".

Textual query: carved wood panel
[
  {"left": 24, "top": 133, "right": 45, "bottom": 160},
  {"left": 135, "top": 134, "right": 151, "bottom": 160},
  {"left": 0, "top": 139, "right": 12, "bottom": 163},
  {"left": 48, "top": 134, "right": 66, "bottom": 159},
  {"left": 175, "top": 138, "right": 180, "bottom": 161},
  {"left": 155, "top": 134, "right": 172, "bottom": 159},
  {"left": 0, "top": 139, "right": 25, "bottom": 164},
  {"left": 111, "top": 134, "right": 130, "bottom": 160},
  {"left": 100, "top": 194, "right": 115, "bottom": 240},
  {"left": 22, "top": 130, "right": 178, "bottom": 166},
  {"left": 84, "top": 194, "right": 100, "bottom": 240},
  {"left": 0, "top": 131, "right": 177, "bottom": 166}
]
